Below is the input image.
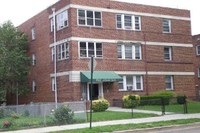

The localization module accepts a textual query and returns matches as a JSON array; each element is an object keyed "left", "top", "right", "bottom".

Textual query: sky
[{"left": 0, "top": 0, "right": 199, "bottom": 35}]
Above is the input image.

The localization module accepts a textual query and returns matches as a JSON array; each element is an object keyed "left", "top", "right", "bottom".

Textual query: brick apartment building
[{"left": 12, "top": 0, "right": 196, "bottom": 105}]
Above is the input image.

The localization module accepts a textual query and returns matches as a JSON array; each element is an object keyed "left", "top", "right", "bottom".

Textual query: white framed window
[
  {"left": 32, "top": 80, "right": 36, "bottom": 92},
  {"left": 198, "top": 67, "right": 200, "bottom": 78},
  {"left": 32, "top": 54, "right": 36, "bottom": 66},
  {"left": 163, "top": 19, "right": 171, "bottom": 33},
  {"left": 119, "top": 75, "right": 143, "bottom": 91},
  {"left": 51, "top": 47, "right": 55, "bottom": 61},
  {"left": 31, "top": 27, "right": 35, "bottom": 40},
  {"left": 50, "top": 18, "right": 55, "bottom": 32},
  {"left": 78, "top": 9, "right": 102, "bottom": 27},
  {"left": 58, "top": 42, "right": 69, "bottom": 60},
  {"left": 57, "top": 10, "right": 68, "bottom": 30},
  {"left": 164, "top": 47, "right": 172, "bottom": 61},
  {"left": 165, "top": 76, "right": 174, "bottom": 90},
  {"left": 196, "top": 45, "right": 200, "bottom": 55},
  {"left": 116, "top": 14, "right": 141, "bottom": 31},
  {"left": 79, "top": 42, "right": 103, "bottom": 58},
  {"left": 118, "top": 44, "right": 142, "bottom": 60},
  {"left": 51, "top": 77, "right": 56, "bottom": 91}
]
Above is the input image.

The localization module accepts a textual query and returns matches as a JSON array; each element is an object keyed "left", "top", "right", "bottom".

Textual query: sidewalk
[{"left": 2, "top": 108, "right": 200, "bottom": 133}]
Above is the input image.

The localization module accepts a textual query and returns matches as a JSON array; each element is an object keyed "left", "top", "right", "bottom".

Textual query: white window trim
[
  {"left": 51, "top": 77, "right": 56, "bottom": 91},
  {"left": 31, "top": 27, "right": 35, "bottom": 40},
  {"left": 165, "top": 76, "right": 174, "bottom": 90},
  {"left": 119, "top": 75, "right": 143, "bottom": 91},
  {"left": 32, "top": 54, "right": 36, "bottom": 66},
  {"left": 118, "top": 44, "right": 142, "bottom": 60},
  {"left": 163, "top": 19, "right": 171, "bottom": 33},
  {"left": 79, "top": 42, "right": 103, "bottom": 58},
  {"left": 196, "top": 45, "right": 200, "bottom": 56},
  {"left": 50, "top": 18, "right": 54, "bottom": 32},
  {"left": 77, "top": 9, "right": 102, "bottom": 27},
  {"left": 32, "top": 80, "right": 36, "bottom": 92},
  {"left": 116, "top": 14, "right": 141, "bottom": 31},
  {"left": 164, "top": 46, "right": 172, "bottom": 61}
]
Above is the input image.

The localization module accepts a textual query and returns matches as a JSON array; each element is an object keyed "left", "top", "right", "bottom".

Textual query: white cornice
[{"left": 49, "top": 4, "right": 190, "bottom": 21}]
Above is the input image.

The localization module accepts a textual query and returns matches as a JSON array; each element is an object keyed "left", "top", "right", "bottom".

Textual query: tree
[{"left": 0, "top": 21, "right": 30, "bottom": 104}]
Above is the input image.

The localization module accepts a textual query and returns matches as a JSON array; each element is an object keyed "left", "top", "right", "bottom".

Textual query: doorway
[{"left": 89, "top": 84, "right": 99, "bottom": 100}]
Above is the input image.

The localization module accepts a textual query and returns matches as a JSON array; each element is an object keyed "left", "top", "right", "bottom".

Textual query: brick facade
[{"left": 13, "top": 0, "right": 196, "bottom": 105}]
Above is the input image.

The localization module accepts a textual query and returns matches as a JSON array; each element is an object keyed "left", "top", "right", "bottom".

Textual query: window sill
[
  {"left": 116, "top": 28, "right": 141, "bottom": 32},
  {"left": 79, "top": 57, "right": 103, "bottom": 59},
  {"left": 119, "top": 89, "right": 143, "bottom": 92},
  {"left": 57, "top": 26, "right": 68, "bottom": 31},
  {"left": 78, "top": 25, "right": 103, "bottom": 29},
  {"left": 118, "top": 59, "right": 142, "bottom": 61},
  {"left": 166, "top": 89, "right": 174, "bottom": 91}
]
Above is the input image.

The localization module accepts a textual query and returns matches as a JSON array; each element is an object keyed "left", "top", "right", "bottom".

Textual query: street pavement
[{"left": 2, "top": 107, "right": 200, "bottom": 133}]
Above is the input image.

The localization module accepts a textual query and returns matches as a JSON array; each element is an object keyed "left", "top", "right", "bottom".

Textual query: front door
[{"left": 89, "top": 84, "right": 99, "bottom": 100}]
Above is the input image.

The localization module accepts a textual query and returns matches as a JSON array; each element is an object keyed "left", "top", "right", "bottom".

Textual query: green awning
[{"left": 80, "top": 71, "right": 122, "bottom": 83}]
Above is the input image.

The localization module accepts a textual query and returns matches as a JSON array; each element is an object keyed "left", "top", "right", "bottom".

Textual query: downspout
[
  {"left": 143, "top": 32, "right": 149, "bottom": 95},
  {"left": 52, "top": 8, "right": 58, "bottom": 108}
]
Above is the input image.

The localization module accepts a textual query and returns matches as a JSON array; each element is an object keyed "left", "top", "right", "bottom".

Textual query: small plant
[
  {"left": 92, "top": 99, "right": 110, "bottom": 112},
  {"left": 0, "top": 109, "right": 4, "bottom": 118},
  {"left": 53, "top": 105, "right": 74, "bottom": 125},
  {"left": 23, "top": 110, "right": 30, "bottom": 117},
  {"left": 11, "top": 112, "right": 21, "bottom": 119},
  {"left": 122, "top": 95, "right": 140, "bottom": 108},
  {"left": 177, "top": 95, "right": 187, "bottom": 104},
  {"left": 3, "top": 120, "right": 12, "bottom": 128}
]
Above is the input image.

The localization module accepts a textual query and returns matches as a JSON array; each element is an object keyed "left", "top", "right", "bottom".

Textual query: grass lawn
[
  {"left": 53, "top": 118, "right": 200, "bottom": 133},
  {"left": 88, "top": 111, "right": 157, "bottom": 122},
  {"left": 136, "top": 101, "right": 200, "bottom": 113}
]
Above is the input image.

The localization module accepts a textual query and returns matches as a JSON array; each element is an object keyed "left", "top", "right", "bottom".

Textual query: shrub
[
  {"left": 122, "top": 95, "right": 140, "bottom": 108},
  {"left": 177, "top": 95, "right": 187, "bottom": 104},
  {"left": 11, "top": 112, "right": 21, "bottom": 119},
  {"left": 0, "top": 109, "right": 4, "bottom": 118},
  {"left": 92, "top": 99, "right": 110, "bottom": 112},
  {"left": 3, "top": 120, "right": 12, "bottom": 128},
  {"left": 23, "top": 110, "right": 30, "bottom": 117},
  {"left": 53, "top": 105, "right": 74, "bottom": 125}
]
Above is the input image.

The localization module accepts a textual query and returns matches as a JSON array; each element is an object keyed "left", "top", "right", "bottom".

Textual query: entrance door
[{"left": 89, "top": 84, "right": 99, "bottom": 100}]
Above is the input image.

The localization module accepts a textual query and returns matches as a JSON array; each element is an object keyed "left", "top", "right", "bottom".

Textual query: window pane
[
  {"left": 96, "top": 43, "right": 102, "bottom": 57},
  {"left": 165, "top": 76, "right": 173, "bottom": 89},
  {"left": 117, "top": 45, "right": 122, "bottom": 58},
  {"left": 95, "top": 12, "right": 101, "bottom": 19},
  {"left": 95, "top": 20, "right": 101, "bottom": 26},
  {"left": 136, "top": 76, "right": 141, "bottom": 90},
  {"left": 80, "top": 42, "right": 87, "bottom": 57},
  {"left": 117, "top": 15, "right": 122, "bottom": 28},
  {"left": 87, "top": 18, "right": 94, "bottom": 26},
  {"left": 164, "top": 47, "right": 171, "bottom": 60},
  {"left": 163, "top": 19, "right": 171, "bottom": 33},
  {"left": 135, "top": 45, "right": 141, "bottom": 59},
  {"left": 125, "top": 46, "right": 132, "bottom": 59},
  {"left": 135, "top": 16, "right": 141, "bottom": 30},
  {"left": 78, "top": 10, "right": 85, "bottom": 17},
  {"left": 197, "top": 46, "right": 200, "bottom": 55},
  {"left": 88, "top": 42, "right": 94, "bottom": 57},
  {"left": 126, "top": 76, "right": 133, "bottom": 90},
  {"left": 124, "top": 15, "right": 132, "bottom": 29},
  {"left": 87, "top": 11, "right": 93, "bottom": 18}
]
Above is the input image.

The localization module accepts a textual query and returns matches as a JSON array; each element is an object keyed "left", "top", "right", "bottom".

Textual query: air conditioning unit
[{"left": 127, "top": 85, "right": 133, "bottom": 91}]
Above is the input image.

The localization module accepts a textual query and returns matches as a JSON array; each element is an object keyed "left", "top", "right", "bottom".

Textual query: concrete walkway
[{"left": 2, "top": 108, "right": 200, "bottom": 133}]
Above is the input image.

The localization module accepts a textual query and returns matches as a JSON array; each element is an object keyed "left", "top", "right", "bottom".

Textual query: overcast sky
[{"left": 0, "top": 0, "right": 199, "bottom": 35}]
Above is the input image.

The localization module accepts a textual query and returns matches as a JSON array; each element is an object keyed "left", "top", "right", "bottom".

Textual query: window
[
  {"left": 196, "top": 45, "right": 200, "bottom": 55},
  {"left": 32, "top": 80, "right": 36, "bottom": 92},
  {"left": 78, "top": 9, "right": 102, "bottom": 27},
  {"left": 165, "top": 76, "right": 174, "bottom": 90},
  {"left": 50, "top": 18, "right": 55, "bottom": 32},
  {"left": 58, "top": 42, "right": 69, "bottom": 60},
  {"left": 51, "top": 77, "right": 55, "bottom": 91},
  {"left": 31, "top": 27, "right": 35, "bottom": 40},
  {"left": 119, "top": 75, "right": 143, "bottom": 91},
  {"left": 198, "top": 68, "right": 200, "bottom": 78},
  {"left": 164, "top": 47, "right": 172, "bottom": 61},
  {"left": 118, "top": 44, "right": 142, "bottom": 60},
  {"left": 163, "top": 19, "right": 171, "bottom": 33},
  {"left": 51, "top": 47, "right": 55, "bottom": 61},
  {"left": 32, "top": 54, "right": 36, "bottom": 66},
  {"left": 116, "top": 14, "right": 141, "bottom": 31},
  {"left": 79, "top": 42, "right": 102, "bottom": 58},
  {"left": 57, "top": 10, "right": 68, "bottom": 30}
]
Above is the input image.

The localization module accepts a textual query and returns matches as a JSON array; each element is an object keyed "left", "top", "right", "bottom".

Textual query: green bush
[
  {"left": 177, "top": 95, "right": 187, "bottom": 104},
  {"left": 53, "top": 105, "right": 74, "bottom": 125},
  {"left": 122, "top": 95, "right": 140, "bottom": 108},
  {"left": 140, "top": 91, "right": 176, "bottom": 106},
  {"left": 23, "top": 110, "right": 30, "bottom": 117},
  {"left": 0, "top": 109, "right": 4, "bottom": 118},
  {"left": 92, "top": 99, "right": 110, "bottom": 112}
]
